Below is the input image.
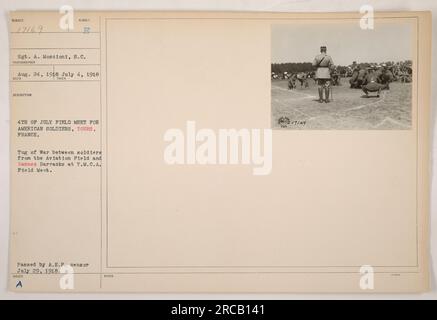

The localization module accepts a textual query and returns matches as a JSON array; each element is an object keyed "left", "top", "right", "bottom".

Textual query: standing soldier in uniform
[{"left": 313, "top": 46, "right": 334, "bottom": 103}]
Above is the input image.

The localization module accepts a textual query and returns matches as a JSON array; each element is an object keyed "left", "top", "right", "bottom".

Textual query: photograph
[{"left": 271, "top": 21, "right": 414, "bottom": 129}]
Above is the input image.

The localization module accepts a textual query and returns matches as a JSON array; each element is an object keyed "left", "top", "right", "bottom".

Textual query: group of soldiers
[
  {"left": 311, "top": 46, "right": 412, "bottom": 102},
  {"left": 348, "top": 62, "right": 393, "bottom": 97},
  {"left": 350, "top": 61, "right": 394, "bottom": 84},
  {"left": 277, "top": 46, "right": 411, "bottom": 103},
  {"left": 287, "top": 72, "right": 311, "bottom": 89},
  {"left": 287, "top": 68, "right": 340, "bottom": 91}
]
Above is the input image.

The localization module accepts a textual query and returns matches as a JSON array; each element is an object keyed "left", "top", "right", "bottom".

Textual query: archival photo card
[{"left": 8, "top": 11, "right": 430, "bottom": 293}]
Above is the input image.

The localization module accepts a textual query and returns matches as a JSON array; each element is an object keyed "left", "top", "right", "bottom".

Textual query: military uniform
[
  {"left": 362, "top": 69, "right": 386, "bottom": 97},
  {"left": 349, "top": 68, "right": 359, "bottom": 88},
  {"left": 312, "top": 46, "right": 334, "bottom": 103},
  {"left": 313, "top": 53, "right": 333, "bottom": 81},
  {"left": 356, "top": 68, "right": 367, "bottom": 87},
  {"left": 377, "top": 68, "right": 394, "bottom": 89}
]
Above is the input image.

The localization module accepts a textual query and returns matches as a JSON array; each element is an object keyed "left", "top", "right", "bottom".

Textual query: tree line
[
  {"left": 272, "top": 60, "right": 413, "bottom": 75},
  {"left": 271, "top": 62, "right": 313, "bottom": 74}
]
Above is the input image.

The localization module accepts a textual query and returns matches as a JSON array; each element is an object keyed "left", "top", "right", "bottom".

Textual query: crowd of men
[
  {"left": 273, "top": 46, "right": 413, "bottom": 103},
  {"left": 348, "top": 60, "right": 412, "bottom": 97},
  {"left": 287, "top": 71, "right": 311, "bottom": 89}
]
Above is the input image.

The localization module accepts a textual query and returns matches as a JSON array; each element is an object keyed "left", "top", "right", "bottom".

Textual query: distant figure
[
  {"left": 296, "top": 72, "right": 309, "bottom": 88},
  {"left": 348, "top": 61, "right": 360, "bottom": 87},
  {"left": 331, "top": 67, "right": 340, "bottom": 86},
  {"left": 312, "top": 46, "right": 333, "bottom": 103},
  {"left": 349, "top": 68, "right": 359, "bottom": 88},
  {"left": 288, "top": 73, "right": 297, "bottom": 89}
]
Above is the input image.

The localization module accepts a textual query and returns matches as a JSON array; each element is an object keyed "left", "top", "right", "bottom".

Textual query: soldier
[
  {"left": 288, "top": 73, "right": 297, "bottom": 90},
  {"left": 349, "top": 67, "right": 359, "bottom": 88},
  {"left": 362, "top": 67, "right": 387, "bottom": 98},
  {"left": 296, "top": 72, "right": 308, "bottom": 88},
  {"left": 355, "top": 67, "right": 367, "bottom": 88},
  {"left": 377, "top": 64, "right": 394, "bottom": 89},
  {"left": 312, "top": 45, "right": 334, "bottom": 103},
  {"left": 331, "top": 67, "right": 340, "bottom": 86}
]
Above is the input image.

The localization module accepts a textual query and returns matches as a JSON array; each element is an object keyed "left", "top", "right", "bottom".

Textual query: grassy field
[{"left": 271, "top": 77, "right": 412, "bottom": 130}]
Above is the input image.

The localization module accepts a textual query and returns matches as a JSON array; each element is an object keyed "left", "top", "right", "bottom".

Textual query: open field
[{"left": 271, "top": 77, "right": 412, "bottom": 130}]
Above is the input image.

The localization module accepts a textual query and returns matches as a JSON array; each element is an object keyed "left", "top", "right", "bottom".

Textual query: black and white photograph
[{"left": 271, "top": 21, "right": 414, "bottom": 129}]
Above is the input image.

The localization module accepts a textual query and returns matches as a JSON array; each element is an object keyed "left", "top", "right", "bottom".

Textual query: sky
[{"left": 271, "top": 20, "right": 413, "bottom": 65}]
